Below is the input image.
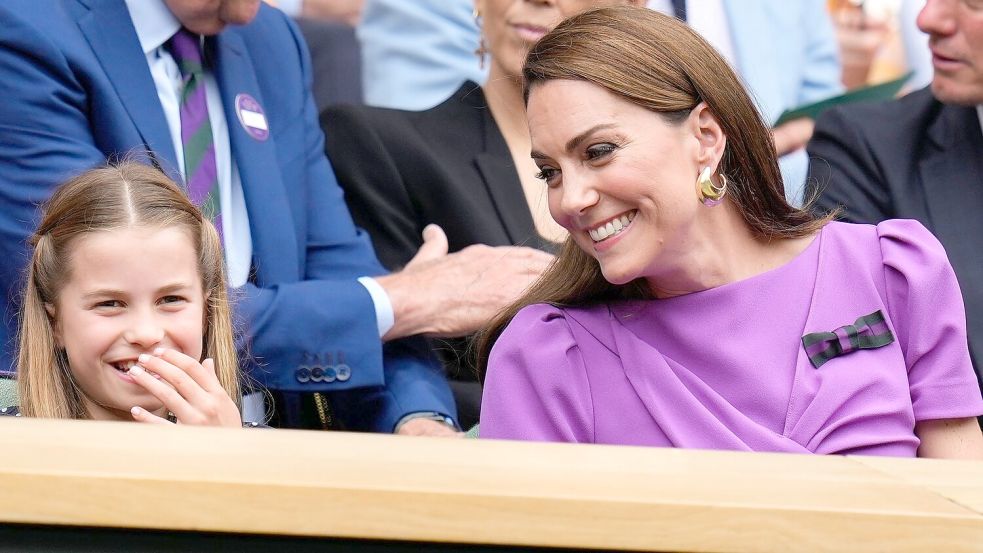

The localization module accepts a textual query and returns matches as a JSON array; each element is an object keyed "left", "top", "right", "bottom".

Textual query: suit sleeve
[
  {"left": 806, "top": 105, "right": 895, "bottom": 222},
  {"left": 321, "top": 106, "right": 424, "bottom": 270},
  {"left": 0, "top": 7, "right": 117, "bottom": 373},
  {"left": 878, "top": 220, "right": 983, "bottom": 421},
  {"left": 242, "top": 12, "right": 456, "bottom": 429},
  {"left": 480, "top": 305, "right": 594, "bottom": 443}
]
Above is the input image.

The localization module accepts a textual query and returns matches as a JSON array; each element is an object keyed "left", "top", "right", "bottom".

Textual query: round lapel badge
[{"left": 234, "top": 93, "right": 270, "bottom": 141}]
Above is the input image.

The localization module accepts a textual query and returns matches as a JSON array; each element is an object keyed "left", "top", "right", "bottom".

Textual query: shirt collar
[{"left": 124, "top": 0, "right": 182, "bottom": 55}]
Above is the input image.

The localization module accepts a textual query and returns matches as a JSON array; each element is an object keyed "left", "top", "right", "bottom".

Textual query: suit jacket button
[
  {"left": 295, "top": 367, "right": 311, "bottom": 383},
  {"left": 323, "top": 366, "right": 337, "bottom": 383},
  {"left": 336, "top": 364, "right": 351, "bottom": 382}
]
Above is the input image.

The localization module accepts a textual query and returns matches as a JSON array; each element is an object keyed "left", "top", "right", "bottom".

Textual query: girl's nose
[{"left": 123, "top": 314, "right": 164, "bottom": 348}]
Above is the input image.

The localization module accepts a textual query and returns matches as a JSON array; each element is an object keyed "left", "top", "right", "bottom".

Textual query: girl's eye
[
  {"left": 159, "top": 295, "right": 186, "bottom": 305},
  {"left": 534, "top": 166, "right": 559, "bottom": 185},
  {"left": 94, "top": 300, "right": 123, "bottom": 309},
  {"left": 586, "top": 143, "right": 617, "bottom": 160}
]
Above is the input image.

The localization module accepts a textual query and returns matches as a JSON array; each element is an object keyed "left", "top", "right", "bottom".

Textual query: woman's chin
[{"left": 600, "top": 267, "right": 638, "bottom": 286}]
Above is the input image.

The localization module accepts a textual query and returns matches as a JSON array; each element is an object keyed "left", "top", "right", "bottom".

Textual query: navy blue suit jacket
[{"left": 0, "top": 0, "right": 455, "bottom": 431}]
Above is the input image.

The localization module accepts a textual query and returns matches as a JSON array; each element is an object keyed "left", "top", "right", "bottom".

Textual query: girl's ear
[
  {"left": 44, "top": 303, "right": 63, "bottom": 348},
  {"left": 687, "top": 102, "right": 727, "bottom": 172}
]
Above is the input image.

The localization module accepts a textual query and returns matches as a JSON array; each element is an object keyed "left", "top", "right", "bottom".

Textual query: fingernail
[
  {"left": 129, "top": 364, "right": 144, "bottom": 375},
  {"left": 131, "top": 406, "right": 142, "bottom": 415},
  {"left": 153, "top": 347, "right": 165, "bottom": 356},
  {"left": 138, "top": 353, "right": 150, "bottom": 364}
]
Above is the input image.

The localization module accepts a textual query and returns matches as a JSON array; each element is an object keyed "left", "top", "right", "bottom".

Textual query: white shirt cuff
[
  {"left": 357, "top": 276, "right": 395, "bottom": 338},
  {"left": 275, "top": 0, "right": 303, "bottom": 17}
]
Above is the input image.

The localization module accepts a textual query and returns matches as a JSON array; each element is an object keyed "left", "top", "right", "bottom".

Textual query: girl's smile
[{"left": 49, "top": 225, "right": 206, "bottom": 421}]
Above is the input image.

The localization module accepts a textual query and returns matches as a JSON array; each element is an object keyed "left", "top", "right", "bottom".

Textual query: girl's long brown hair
[
  {"left": 18, "top": 162, "right": 240, "bottom": 418},
  {"left": 476, "top": 6, "right": 833, "bottom": 380}
]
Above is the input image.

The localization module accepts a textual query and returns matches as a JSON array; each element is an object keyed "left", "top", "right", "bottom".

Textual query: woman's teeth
[
  {"left": 588, "top": 211, "right": 635, "bottom": 242},
  {"left": 114, "top": 361, "right": 137, "bottom": 372}
]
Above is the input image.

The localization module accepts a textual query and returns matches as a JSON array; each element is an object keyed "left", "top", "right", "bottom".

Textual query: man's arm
[
  {"left": 806, "top": 105, "right": 895, "bottom": 222},
  {"left": 0, "top": 7, "right": 115, "bottom": 372}
]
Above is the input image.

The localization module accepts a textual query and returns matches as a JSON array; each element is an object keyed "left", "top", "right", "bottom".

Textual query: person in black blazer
[
  {"left": 807, "top": 88, "right": 983, "bottom": 389},
  {"left": 323, "top": 0, "right": 644, "bottom": 427},
  {"left": 323, "top": 80, "right": 558, "bottom": 430},
  {"left": 806, "top": 0, "right": 983, "bottom": 403}
]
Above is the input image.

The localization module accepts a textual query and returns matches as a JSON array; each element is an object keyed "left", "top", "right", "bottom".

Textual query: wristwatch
[{"left": 394, "top": 411, "right": 458, "bottom": 432}]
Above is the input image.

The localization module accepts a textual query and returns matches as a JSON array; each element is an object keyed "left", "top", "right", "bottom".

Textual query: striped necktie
[{"left": 167, "top": 29, "right": 223, "bottom": 242}]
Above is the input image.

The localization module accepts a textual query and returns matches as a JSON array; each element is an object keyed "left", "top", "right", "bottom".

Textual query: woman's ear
[
  {"left": 687, "top": 102, "right": 727, "bottom": 172},
  {"left": 44, "top": 303, "right": 63, "bottom": 348}
]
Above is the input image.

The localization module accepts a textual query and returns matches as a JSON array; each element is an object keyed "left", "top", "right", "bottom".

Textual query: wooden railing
[{"left": 1, "top": 417, "right": 981, "bottom": 552}]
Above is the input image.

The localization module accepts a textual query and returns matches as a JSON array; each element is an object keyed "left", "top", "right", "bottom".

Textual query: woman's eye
[
  {"left": 586, "top": 143, "right": 617, "bottom": 160},
  {"left": 159, "top": 295, "right": 186, "bottom": 305},
  {"left": 534, "top": 166, "right": 559, "bottom": 184}
]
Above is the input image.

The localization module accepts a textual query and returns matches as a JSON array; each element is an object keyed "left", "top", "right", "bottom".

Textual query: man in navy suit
[
  {"left": 807, "top": 0, "right": 983, "bottom": 404},
  {"left": 0, "top": 0, "right": 551, "bottom": 433}
]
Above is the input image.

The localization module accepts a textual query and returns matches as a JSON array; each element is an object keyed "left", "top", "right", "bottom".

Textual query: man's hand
[
  {"left": 772, "top": 118, "right": 816, "bottom": 157},
  {"left": 376, "top": 225, "right": 554, "bottom": 340},
  {"left": 396, "top": 418, "right": 463, "bottom": 437}
]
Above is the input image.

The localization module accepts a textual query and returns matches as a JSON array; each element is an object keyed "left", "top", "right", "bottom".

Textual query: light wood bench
[{"left": 1, "top": 417, "right": 981, "bottom": 552}]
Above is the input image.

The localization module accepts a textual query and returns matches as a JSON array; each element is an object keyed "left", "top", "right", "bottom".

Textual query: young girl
[{"left": 8, "top": 162, "right": 244, "bottom": 427}]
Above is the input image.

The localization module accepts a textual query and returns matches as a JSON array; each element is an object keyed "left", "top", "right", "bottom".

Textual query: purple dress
[{"left": 480, "top": 220, "right": 983, "bottom": 456}]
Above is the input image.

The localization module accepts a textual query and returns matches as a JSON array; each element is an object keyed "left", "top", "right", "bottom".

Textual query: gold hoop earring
[
  {"left": 696, "top": 166, "right": 727, "bottom": 207},
  {"left": 474, "top": 10, "right": 487, "bottom": 70}
]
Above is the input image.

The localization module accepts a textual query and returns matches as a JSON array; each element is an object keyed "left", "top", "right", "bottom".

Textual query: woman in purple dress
[{"left": 477, "top": 6, "right": 983, "bottom": 458}]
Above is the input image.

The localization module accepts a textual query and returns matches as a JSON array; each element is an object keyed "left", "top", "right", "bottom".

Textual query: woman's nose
[{"left": 558, "top": 174, "right": 600, "bottom": 218}]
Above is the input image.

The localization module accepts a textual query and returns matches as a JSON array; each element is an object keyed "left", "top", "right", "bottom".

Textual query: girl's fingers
[
  {"left": 136, "top": 352, "right": 211, "bottom": 407},
  {"left": 151, "top": 348, "right": 223, "bottom": 394},
  {"left": 130, "top": 405, "right": 172, "bottom": 425},
  {"left": 128, "top": 364, "right": 196, "bottom": 421}
]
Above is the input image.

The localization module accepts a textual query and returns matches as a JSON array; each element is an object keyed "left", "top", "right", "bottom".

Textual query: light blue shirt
[
  {"left": 356, "top": 0, "right": 842, "bottom": 205},
  {"left": 359, "top": 0, "right": 486, "bottom": 111}
]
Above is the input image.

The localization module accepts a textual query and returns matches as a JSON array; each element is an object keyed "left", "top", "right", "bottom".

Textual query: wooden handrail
[{"left": 1, "top": 417, "right": 981, "bottom": 552}]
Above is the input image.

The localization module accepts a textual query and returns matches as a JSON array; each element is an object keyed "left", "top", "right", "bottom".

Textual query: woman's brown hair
[
  {"left": 476, "top": 6, "right": 833, "bottom": 380},
  {"left": 17, "top": 161, "right": 240, "bottom": 418}
]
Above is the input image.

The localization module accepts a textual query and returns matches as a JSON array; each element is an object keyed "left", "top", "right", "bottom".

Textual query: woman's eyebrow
[{"left": 531, "top": 123, "right": 619, "bottom": 160}]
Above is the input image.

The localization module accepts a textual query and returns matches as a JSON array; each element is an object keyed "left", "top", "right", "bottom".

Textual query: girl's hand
[{"left": 128, "top": 348, "right": 242, "bottom": 428}]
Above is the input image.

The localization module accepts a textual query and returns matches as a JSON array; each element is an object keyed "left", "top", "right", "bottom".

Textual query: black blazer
[
  {"left": 321, "top": 82, "right": 558, "bottom": 428},
  {"left": 321, "top": 81, "right": 556, "bottom": 270},
  {"left": 807, "top": 87, "right": 983, "bottom": 390}
]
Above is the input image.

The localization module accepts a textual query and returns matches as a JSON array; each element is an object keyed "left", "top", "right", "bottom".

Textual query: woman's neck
[{"left": 646, "top": 206, "right": 818, "bottom": 299}]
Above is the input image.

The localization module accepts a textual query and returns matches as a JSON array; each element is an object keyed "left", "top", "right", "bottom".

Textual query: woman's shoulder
[
  {"left": 511, "top": 302, "right": 614, "bottom": 326},
  {"left": 504, "top": 302, "right": 619, "bottom": 352},
  {"left": 821, "top": 219, "right": 947, "bottom": 264}
]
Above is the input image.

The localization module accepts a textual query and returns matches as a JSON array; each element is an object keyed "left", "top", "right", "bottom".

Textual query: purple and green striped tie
[{"left": 168, "top": 29, "right": 223, "bottom": 242}]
